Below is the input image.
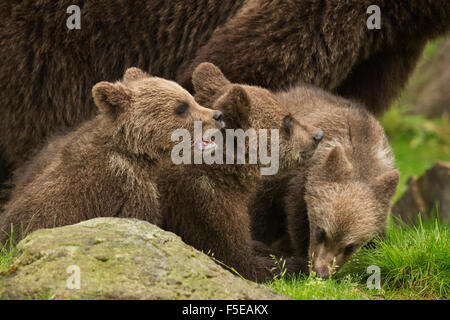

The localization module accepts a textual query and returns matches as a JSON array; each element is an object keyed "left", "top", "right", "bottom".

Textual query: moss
[{"left": 0, "top": 218, "right": 286, "bottom": 300}]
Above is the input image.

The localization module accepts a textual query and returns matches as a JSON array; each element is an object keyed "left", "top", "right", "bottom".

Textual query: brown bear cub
[
  {"left": 0, "top": 68, "right": 223, "bottom": 244},
  {"left": 250, "top": 85, "right": 399, "bottom": 278},
  {"left": 157, "top": 63, "right": 323, "bottom": 282}
]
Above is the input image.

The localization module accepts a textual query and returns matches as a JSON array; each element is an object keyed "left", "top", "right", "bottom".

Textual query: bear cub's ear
[
  {"left": 216, "top": 85, "right": 251, "bottom": 129},
  {"left": 281, "top": 115, "right": 294, "bottom": 139},
  {"left": 319, "top": 146, "right": 353, "bottom": 182},
  {"left": 123, "top": 67, "right": 150, "bottom": 84},
  {"left": 192, "top": 62, "right": 231, "bottom": 108},
  {"left": 371, "top": 169, "right": 400, "bottom": 202},
  {"left": 92, "top": 82, "right": 133, "bottom": 119}
]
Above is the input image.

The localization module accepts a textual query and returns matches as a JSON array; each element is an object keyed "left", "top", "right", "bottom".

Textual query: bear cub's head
[
  {"left": 92, "top": 67, "right": 224, "bottom": 159},
  {"left": 192, "top": 63, "right": 323, "bottom": 170},
  {"left": 305, "top": 145, "right": 399, "bottom": 278}
]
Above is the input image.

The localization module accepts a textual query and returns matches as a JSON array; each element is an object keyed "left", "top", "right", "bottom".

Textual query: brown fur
[
  {"left": 177, "top": 0, "right": 449, "bottom": 111},
  {"left": 0, "top": 68, "right": 222, "bottom": 244},
  {"left": 1, "top": 1, "right": 449, "bottom": 180},
  {"left": 250, "top": 85, "right": 399, "bottom": 277},
  {"left": 157, "top": 63, "right": 322, "bottom": 282}
]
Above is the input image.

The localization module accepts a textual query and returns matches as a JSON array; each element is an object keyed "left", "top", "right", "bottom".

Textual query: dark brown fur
[
  {"left": 0, "top": 68, "right": 222, "bottom": 244},
  {"left": 250, "top": 85, "right": 399, "bottom": 277},
  {"left": 1, "top": 0, "right": 449, "bottom": 179},
  {"left": 157, "top": 63, "right": 322, "bottom": 282}
]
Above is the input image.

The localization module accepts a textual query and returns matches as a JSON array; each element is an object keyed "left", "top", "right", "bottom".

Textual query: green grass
[
  {"left": 0, "top": 230, "right": 15, "bottom": 273},
  {"left": 340, "top": 217, "right": 449, "bottom": 299},
  {"left": 267, "top": 273, "right": 370, "bottom": 300},
  {"left": 268, "top": 217, "right": 449, "bottom": 300}
]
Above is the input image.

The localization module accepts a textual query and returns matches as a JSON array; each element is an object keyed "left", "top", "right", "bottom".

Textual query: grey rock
[
  {"left": 0, "top": 218, "right": 287, "bottom": 300},
  {"left": 392, "top": 162, "right": 450, "bottom": 225}
]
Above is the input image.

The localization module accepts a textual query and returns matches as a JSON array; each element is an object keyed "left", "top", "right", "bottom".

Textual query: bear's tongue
[
  {"left": 202, "top": 139, "right": 213, "bottom": 147},
  {"left": 195, "top": 137, "right": 217, "bottom": 151}
]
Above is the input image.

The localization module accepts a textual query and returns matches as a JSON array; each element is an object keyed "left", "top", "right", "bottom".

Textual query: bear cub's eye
[
  {"left": 174, "top": 102, "right": 189, "bottom": 116},
  {"left": 281, "top": 115, "right": 294, "bottom": 138},
  {"left": 315, "top": 227, "right": 326, "bottom": 243},
  {"left": 344, "top": 243, "right": 358, "bottom": 256}
]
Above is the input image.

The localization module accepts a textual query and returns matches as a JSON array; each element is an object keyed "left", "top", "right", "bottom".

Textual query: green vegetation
[
  {"left": 267, "top": 273, "right": 370, "bottom": 300},
  {"left": 0, "top": 230, "right": 15, "bottom": 273},
  {"left": 380, "top": 37, "right": 449, "bottom": 200},
  {"left": 268, "top": 217, "right": 449, "bottom": 300},
  {"left": 419, "top": 38, "right": 443, "bottom": 66},
  {"left": 340, "top": 217, "right": 449, "bottom": 299},
  {"left": 380, "top": 105, "right": 450, "bottom": 201}
]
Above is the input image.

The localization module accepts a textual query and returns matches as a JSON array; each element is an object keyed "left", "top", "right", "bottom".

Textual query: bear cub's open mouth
[{"left": 195, "top": 131, "right": 219, "bottom": 151}]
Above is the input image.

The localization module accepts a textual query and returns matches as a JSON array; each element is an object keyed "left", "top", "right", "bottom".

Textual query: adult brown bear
[{"left": 0, "top": 0, "right": 449, "bottom": 180}]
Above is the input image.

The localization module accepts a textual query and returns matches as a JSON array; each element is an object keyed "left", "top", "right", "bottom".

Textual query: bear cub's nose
[
  {"left": 313, "top": 130, "right": 324, "bottom": 143},
  {"left": 213, "top": 111, "right": 223, "bottom": 122},
  {"left": 315, "top": 266, "right": 330, "bottom": 279}
]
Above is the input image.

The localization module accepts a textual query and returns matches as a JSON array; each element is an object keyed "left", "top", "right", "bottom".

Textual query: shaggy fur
[
  {"left": 0, "top": 68, "right": 222, "bottom": 244},
  {"left": 0, "top": 1, "right": 449, "bottom": 178},
  {"left": 157, "top": 63, "right": 323, "bottom": 282},
  {"left": 250, "top": 85, "right": 399, "bottom": 278}
]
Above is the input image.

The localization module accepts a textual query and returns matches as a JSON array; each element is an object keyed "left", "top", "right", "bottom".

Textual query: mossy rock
[{"left": 0, "top": 218, "right": 286, "bottom": 300}]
